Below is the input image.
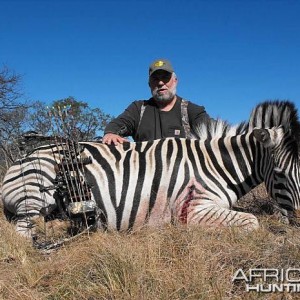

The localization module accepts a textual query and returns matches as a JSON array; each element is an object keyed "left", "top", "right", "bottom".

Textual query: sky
[{"left": 1, "top": 0, "right": 299, "bottom": 125}]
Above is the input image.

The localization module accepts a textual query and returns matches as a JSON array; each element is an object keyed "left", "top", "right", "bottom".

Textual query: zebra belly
[
  {"left": 134, "top": 191, "right": 172, "bottom": 229},
  {"left": 96, "top": 189, "right": 173, "bottom": 231}
]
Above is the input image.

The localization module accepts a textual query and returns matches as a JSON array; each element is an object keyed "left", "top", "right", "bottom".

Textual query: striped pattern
[
  {"left": 248, "top": 101, "right": 300, "bottom": 220},
  {"left": 2, "top": 145, "right": 60, "bottom": 235},
  {"left": 1, "top": 101, "right": 300, "bottom": 237}
]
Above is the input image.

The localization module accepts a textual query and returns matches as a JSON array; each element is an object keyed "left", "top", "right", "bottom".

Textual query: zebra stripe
[{"left": 1, "top": 101, "right": 300, "bottom": 237}]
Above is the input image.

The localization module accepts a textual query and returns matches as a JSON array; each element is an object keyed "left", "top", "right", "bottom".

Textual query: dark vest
[{"left": 136, "top": 99, "right": 192, "bottom": 141}]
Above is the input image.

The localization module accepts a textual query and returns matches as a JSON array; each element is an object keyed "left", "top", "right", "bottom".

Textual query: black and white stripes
[{"left": 1, "top": 101, "right": 300, "bottom": 236}]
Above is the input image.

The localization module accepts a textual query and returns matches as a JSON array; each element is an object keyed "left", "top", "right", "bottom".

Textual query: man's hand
[{"left": 102, "top": 133, "right": 129, "bottom": 145}]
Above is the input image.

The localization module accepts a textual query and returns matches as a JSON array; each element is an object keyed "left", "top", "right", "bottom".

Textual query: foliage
[
  {"left": 0, "top": 67, "right": 29, "bottom": 170},
  {"left": 0, "top": 66, "right": 113, "bottom": 177},
  {"left": 29, "top": 97, "right": 113, "bottom": 141},
  {"left": 0, "top": 66, "right": 23, "bottom": 109}
]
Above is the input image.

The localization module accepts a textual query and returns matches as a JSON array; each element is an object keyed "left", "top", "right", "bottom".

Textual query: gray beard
[{"left": 152, "top": 87, "right": 177, "bottom": 103}]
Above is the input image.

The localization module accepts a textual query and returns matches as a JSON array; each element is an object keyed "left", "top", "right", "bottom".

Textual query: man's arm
[
  {"left": 103, "top": 101, "right": 142, "bottom": 145},
  {"left": 188, "top": 102, "right": 211, "bottom": 123}
]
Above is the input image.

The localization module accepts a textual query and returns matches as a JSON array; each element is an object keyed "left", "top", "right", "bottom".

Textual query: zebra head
[
  {"left": 249, "top": 100, "right": 300, "bottom": 218},
  {"left": 252, "top": 112, "right": 300, "bottom": 222}
]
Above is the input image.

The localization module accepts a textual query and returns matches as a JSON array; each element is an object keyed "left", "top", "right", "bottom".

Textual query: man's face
[{"left": 149, "top": 70, "right": 177, "bottom": 103}]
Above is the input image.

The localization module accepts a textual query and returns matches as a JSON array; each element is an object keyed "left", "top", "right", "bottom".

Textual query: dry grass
[{"left": 1, "top": 185, "right": 300, "bottom": 300}]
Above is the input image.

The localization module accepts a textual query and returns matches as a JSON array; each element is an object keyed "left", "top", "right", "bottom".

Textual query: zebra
[{"left": 1, "top": 100, "right": 300, "bottom": 238}]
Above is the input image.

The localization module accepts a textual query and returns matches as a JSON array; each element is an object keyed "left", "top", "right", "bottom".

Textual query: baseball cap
[{"left": 149, "top": 59, "right": 174, "bottom": 76}]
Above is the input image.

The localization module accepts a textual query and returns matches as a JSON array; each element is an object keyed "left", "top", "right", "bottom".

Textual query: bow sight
[{"left": 18, "top": 108, "right": 98, "bottom": 238}]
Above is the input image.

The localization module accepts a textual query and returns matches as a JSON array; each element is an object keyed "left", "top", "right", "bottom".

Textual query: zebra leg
[
  {"left": 175, "top": 181, "right": 259, "bottom": 230},
  {"left": 14, "top": 215, "right": 39, "bottom": 238},
  {"left": 186, "top": 202, "right": 259, "bottom": 230}
]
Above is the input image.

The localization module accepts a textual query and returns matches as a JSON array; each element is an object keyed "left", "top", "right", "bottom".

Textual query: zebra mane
[
  {"left": 193, "top": 118, "right": 247, "bottom": 139},
  {"left": 249, "top": 100, "right": 299, "bottom": 129},
  {"left": 194, "top": 100, "right": 300, "bottom": 145},
  {"left": 249, "top": 100, "right": 300, "bottom": 148}
]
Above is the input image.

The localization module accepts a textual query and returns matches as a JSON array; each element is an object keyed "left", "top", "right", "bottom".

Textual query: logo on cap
[{"left": 154, "top": 60, "right": 165, "bottom": 67}]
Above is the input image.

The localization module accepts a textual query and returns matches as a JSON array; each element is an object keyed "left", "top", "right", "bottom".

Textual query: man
[{"left": 102, "top": 59, "right": 211, "bottom": 145}]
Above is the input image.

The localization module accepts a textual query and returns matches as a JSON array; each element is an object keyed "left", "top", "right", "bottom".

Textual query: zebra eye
[
  {"left": 273, "top": 167, "right": 287, "bottom": 179},
  {"left": 274, "top": 167, "right": 283, "bottom": 174}
]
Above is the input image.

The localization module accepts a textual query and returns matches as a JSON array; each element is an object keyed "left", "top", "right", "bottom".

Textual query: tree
[
  {"left": 30, "top": 97, "right": 113, "bottom": 141},
  {"left": 0, "top": 66, "right": 114, "bottom": 176},
  {"left": 0, "top": 66, "right": 23, "bottom": 109},
  {"left": 0, "top": 67, "right": 29, "bottom": 170}
]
